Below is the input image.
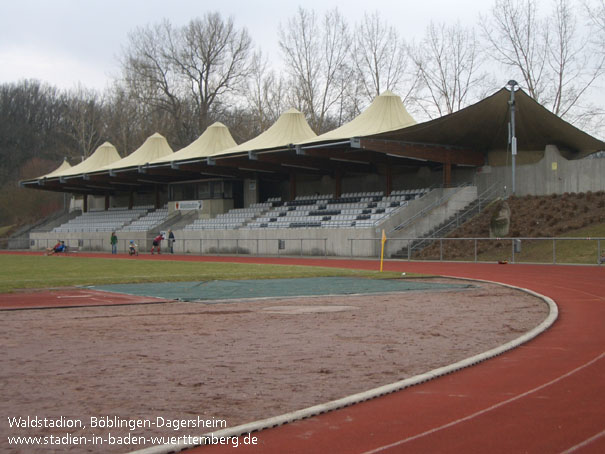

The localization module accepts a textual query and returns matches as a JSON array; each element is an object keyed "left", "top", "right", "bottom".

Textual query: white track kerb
[{"left": 129, "top": 278, "right": 558, "bottom": 454}]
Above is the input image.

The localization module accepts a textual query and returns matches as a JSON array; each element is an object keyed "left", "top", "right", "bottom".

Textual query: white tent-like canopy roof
[
  {"left": 100, "top": 133, "right": 173, "bottom": 171},
  {"left": 212, "top": 109, "right": 317, "bottom": 157},
  {"left": 50, "top": 142, "right": 121, "bottom": 178},
  {"left": 151, "top": 122, "right": 237, "bottom": 164},
  {"left": 298, "top": 91, "right": 415, "bottom": 145},
  {"left": 39, "top": 159, "right": 72, "bottom": 179}
]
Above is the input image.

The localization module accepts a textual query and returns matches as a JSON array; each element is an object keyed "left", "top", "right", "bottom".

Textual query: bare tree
[
  {"left": 63, "top": 85, "right": 105, "bottom": 159},
  {"left": 352, "top": 11, "right": 415, "bottom": 103},
  {"left": 481, "top": 0, "right": 547, "bottom": 101},
  {"left": 103, "top": 83, "right": 150, "bottom": 155},
  {"left": 278, "top": 7, "right": 352, "bottom": 133},
  {"left": 585, "top": 0, "right": 605, "bottom": 74},
  {"left": 119, "top": 13, "right": 253, "bottom": 145},
  {"left": 548, "top": 0, "right": 605, "bottom": 117},
  {"left": 120, "top": 20, "right": 187, "bottom": 143},
  {"left": 481, "top": 0, "right": 604, "bottom": 119},
  {"left": 178, "top": 13, "right": 253, "bottom": 131},
  {"left": 0, "top": 80, "right": 67, "bottom": 184},
  {"left": 583, "top": 0, "right": 605, "bottom": 138},
  {"left": 246, "top": 50, "right": 288, "bottom": 134},
  {"left": 585, "top": 0, "right": 605, "bottom": 37},
  {"left": 410, "top": 21, "right": 489, "bottom": 118}
]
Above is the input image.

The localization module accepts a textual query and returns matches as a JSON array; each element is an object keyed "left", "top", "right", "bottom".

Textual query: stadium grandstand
[{"left": 21, "top": 87, "right": 605, "bottom": 257}]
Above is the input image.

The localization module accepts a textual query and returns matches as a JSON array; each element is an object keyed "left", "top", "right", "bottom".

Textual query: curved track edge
[{"left": 129, "top": 279, "right": 558, "bottom": 454}]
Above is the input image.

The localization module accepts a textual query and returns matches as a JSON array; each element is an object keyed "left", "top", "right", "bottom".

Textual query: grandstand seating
[
  {"left": 245, "top": 189, "right": 429, "bottom": 229},
  {"left": 52, "top": 206, "right": 151, "bottom": 233},
  {"left": 122, "top": 207, "right": 170, "bottom": 232},
  {"left": 183, "top": 202, "right": 273, "bottom": 230},
  {"left": 50, "top": 188, "right": 429, "bottom": 233}
]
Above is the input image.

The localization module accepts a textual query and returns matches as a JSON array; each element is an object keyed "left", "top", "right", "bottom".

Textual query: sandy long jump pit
[{"left": 1, "top": 277, "right": 549, "bottom": 453}]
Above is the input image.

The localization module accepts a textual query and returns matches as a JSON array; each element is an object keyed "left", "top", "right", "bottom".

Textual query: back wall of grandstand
[{"left": 475, "top": 145, "right": 605, "bottom": 196}]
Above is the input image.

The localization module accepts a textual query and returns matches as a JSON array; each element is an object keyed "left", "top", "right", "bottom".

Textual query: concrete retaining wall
[{"left": 475, "top": 145, "right": 605, "bottom": 196}]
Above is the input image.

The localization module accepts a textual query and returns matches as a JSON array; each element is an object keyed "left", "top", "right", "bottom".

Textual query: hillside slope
[{"left": 417, "top": 191, "right": 605, "bottom": 261}]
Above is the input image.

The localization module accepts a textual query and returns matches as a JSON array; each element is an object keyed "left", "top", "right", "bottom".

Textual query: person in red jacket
[{"left": 151, "top": 233, "right": 163, "bottom": 255}]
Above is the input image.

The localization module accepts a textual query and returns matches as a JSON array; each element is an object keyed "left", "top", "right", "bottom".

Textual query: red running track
[
  {"left": 0, "top": 288, "right": 171, "bottom": 310},
  {"left": 179, "top": 258, "right": 604, "bottom": 454},
  {"left": 2, "top": 252, "right": 604, "bottom": 452}
]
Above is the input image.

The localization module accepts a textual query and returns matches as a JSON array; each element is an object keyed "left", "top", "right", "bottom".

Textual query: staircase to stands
[{"left": 393, "top": 183, "right": 501, "bottom": 259}]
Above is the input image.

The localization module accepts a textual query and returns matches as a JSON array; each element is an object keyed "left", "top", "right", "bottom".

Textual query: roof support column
[
  {"left": 335, "top": 168, "right": 342, "bottom": 199},
  {"left": 289, "top": 171, "right": 297, "bottom": 201},
  {"left": 155, "top": 185, "right": 160, "bottom": 209},
  {"left": 128, "top": 191, "right": 134, "bottom": 210},
  {"left": 105, "top": 193, "right": 110, "bottom": 211},
  {"left": 443, "top": 161, "right": 452, "bottom": 188},
  {"left": 385, "top": 163, "right": 392, "bottom": 196},
  {"left": 83, "top": 195, "right": 88, "bottom": 213}
]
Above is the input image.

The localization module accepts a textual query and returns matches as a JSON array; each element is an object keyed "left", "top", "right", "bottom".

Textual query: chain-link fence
[
  {"left": 6, "top": 236, "right": 605, "bottom": 265},
  {"left": 20, "top": 237, "right": 331, "bottom": 257},
  {"left": 350, "top": 236, "right": 605, "bottom": 265}
]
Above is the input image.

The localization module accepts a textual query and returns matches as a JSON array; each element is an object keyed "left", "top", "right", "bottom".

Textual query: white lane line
[
  {"left": 56, "top": 294, "right": 95, "bottom": 298},
  {"left": 559, "top": 429, "right": 605, "bottom": 454},
  {"left": 360, "top": 352, "right": 605, "bottom": 454}
]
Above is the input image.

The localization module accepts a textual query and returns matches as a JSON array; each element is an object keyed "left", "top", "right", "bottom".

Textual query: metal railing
[
  {"left": 390, "top": 182, "right": 473, "bottom": 234},
  {"left": 348, "top": 236, "right": 605, "bottom": 265},
  {"left": 20, "top": 237, "right": 331, "bottom": 258},
  {"left": 404, "top": 182, "right": 502, "bottom": 255},
  {"left": 6, "top": 236, "right": 605, "bottom": 265},
  {"left": 429, "top": 182, "right": 501, "bottom": 237},
  {"left": 392, "top": 181, "right": 502, "bottom": 235}
]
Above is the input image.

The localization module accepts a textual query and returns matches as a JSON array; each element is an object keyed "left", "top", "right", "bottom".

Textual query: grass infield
[{"left": 0, "top": 255, "right": 405, "bottom": 294}]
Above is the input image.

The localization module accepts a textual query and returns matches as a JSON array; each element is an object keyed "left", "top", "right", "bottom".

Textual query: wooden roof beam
[
  {"left": 355, "top": 138, "right": 485, "bottom": 166},
  {"left": 212, "top": 155, "right": 285, "bottom": 174}
]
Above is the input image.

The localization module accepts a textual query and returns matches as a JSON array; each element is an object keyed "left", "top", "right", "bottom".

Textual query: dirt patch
[{"left": 1, "top": 279, "right": 549, "bottom": 453}]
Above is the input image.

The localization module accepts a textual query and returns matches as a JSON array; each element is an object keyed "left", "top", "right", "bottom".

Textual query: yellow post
[{"left": 380, "top": 229, "right": 387, "bottom": 272}]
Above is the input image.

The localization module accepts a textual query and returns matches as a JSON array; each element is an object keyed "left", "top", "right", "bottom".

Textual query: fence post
[
  {"left": 474, "top": 239, "right": 477, "bottom": 263},
  {"left": 300, "top": 239, "right": 303, "bottom": 256},
  {"left": 553, "top": 238, "right": 556, "bottom": 264},
  {"left": 324, "top": 238, "right": 327, "bottom": 257},
  {"left": 511, "top": 239, "right": 515, "bottom": 264},
  {"left": 439, "top": 239, "right": 443, "bottom": 261},
  {"left": 408, "top": 242, "right": 411, "bottom": 262}
]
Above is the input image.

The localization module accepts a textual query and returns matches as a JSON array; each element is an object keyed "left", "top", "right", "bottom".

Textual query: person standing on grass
[
  {"left": 167, "top": 229, "right": 175, "bottom": 254},
  {"left": 110, "top": 231, "right": 118, "bottom": 254},
  {"left": 151, "top": 233, "right": 163, "bottom": 255}
]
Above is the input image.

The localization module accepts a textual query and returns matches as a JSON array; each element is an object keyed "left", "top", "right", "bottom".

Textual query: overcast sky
[{"left": 0, "top": 0, "right": 495, "bottom": 91}]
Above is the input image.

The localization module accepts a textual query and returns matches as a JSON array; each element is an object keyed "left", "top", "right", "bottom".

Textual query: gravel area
[{"left": 1, "top": 279, "right": 549, "bottom": 453}]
